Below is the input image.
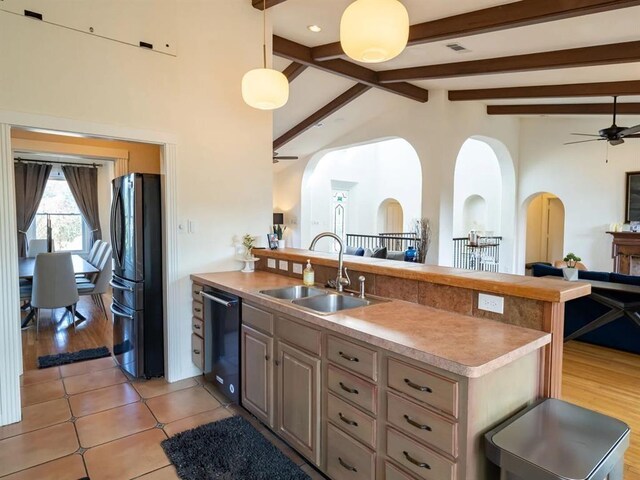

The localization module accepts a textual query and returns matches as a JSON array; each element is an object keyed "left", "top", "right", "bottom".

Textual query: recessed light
[{"left": 307, "top": 25, "right": 322, "bottom": 33}]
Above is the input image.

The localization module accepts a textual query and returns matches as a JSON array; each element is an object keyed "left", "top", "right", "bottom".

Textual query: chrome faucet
[{"left": 309, "top": 232, "right": 350, "bottom": 293}]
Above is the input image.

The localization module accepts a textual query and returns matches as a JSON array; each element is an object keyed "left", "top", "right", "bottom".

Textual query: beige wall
[{"left": 0, "top": 1, "right": 273, "bottom": 380}]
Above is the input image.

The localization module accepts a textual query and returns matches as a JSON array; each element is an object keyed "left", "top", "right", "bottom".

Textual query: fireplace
[{"left": 607, "top": 232, "right": 640, "bottom": 275}]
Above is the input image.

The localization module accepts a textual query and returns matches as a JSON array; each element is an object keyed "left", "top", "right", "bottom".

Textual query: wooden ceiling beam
[
  {"left": 282, "top": 62, "right": 308, "bottom": 82},
  {"left": 252, "top": 0, "right": 288, "bottom": 10},
  {"left": 311, "top": 0, "right": 640, "bottom": 61},
  {"left": 273, "top": 35, "right": 429, "bottom": 102},
  {"left": 274, "top": 84, "right": 372, "bottom": 150},
  {"left": 487, "top": 103, "right": 640, "bottom": 115},
  {"left": 449, "top": 80, "right": 640, "bottom": 101},
  {"left": 378, "top": 41, "right": 640, "bottom": 83}
]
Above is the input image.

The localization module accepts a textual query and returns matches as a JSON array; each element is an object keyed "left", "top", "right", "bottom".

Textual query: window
[{"left": 29, "top": 170, "right": 89, "bottom": 252}]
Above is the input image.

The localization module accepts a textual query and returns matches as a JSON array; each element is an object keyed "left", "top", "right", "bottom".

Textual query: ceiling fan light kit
[
  {"left": 242, "top": 0, "right": 289, "bottom": 110},
  {"left": 340, "top": 0, "right": 409, "bottom": 63}
]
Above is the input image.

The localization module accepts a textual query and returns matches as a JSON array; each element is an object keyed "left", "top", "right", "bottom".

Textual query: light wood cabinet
[
  {"left": 241, "top": 325, "right": 274, "bottom": 428},
  {"left": 277, "top": 341, "right": 321, "bottom": 465}
]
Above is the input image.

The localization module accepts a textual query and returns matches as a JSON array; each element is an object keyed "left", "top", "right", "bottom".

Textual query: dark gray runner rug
[
  {"left": 162, "top": 416, "right": 311, "bottom": 480},
  {"left": 38, "top": 346, "right": 111, "bottom": 369}
]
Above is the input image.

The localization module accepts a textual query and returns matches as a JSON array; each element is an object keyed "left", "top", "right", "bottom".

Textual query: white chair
[
  {"left": 27, "top": 239, "right": 48, "bottom": 258},
  {"left": 77, "top": 240, "right": 107, "bottom": 284},
  {"left": 31, "top": 252, "right": 79, "bottom": 339},
  {"left": 78, "top": 243, "right": 112, "bottom": 319}
]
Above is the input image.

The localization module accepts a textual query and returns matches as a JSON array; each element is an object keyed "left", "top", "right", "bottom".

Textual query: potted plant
[
  {"left": 273, "top": 224, "right": 287, "bottom": 249},
  {"left": 562, "top": 252, "right": 581, "bottom": 281},
  {"left": 241, "top": 234, "right": 258, "bottom": 272}
]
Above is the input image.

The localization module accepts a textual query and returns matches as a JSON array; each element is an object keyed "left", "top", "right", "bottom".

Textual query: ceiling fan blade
[
  {"left": 619, "top": 124, "right": 640, "bottom": 137},
  {"left": 570, "top": 133, "right": 601, "bottom": 137},
  {"left": 622, "top": 134, "right": 640, "bottom": 138},
  {"left": 272, "top": 159, "right": 279, "bottom": 164},
  {"left": 564, "top": 139, "right": 604, "bottom": 145},
  {"left": 273, "top": 156, "right": 298, "bottom": 160}
]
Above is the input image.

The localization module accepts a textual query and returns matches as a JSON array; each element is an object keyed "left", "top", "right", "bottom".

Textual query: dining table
[{"left": 19, "top": 254, "right": 100, "bottom": 328}]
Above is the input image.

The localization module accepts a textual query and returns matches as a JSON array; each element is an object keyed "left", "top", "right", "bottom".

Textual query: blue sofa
[{"left": 532, "top": 264, "right": 640, "bottom": 355}]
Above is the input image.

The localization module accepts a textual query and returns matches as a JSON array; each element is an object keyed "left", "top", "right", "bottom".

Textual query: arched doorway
[
  {"left": 524, "top": 193, "right": 565, "bottom": 265},
  {"left": 462, "top": 194, "right": 487, "bottom": 233},
  {"left": 378, "top": 198, "right": 404, "bottom": 233}
]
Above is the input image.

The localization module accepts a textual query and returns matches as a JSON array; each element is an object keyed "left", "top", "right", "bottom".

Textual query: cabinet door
[
  {"left": 241, "top": 325, "right": 274, "bottom": 427},
  {"left": 277, "top": 341, "right": 321, "bottom": 466}
]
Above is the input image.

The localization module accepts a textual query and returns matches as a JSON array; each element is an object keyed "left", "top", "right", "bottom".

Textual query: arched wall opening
[
  {"left": 450, "top": 136, "right": 515, "bottom": 272},
  {"left": 523, "top": 192, "right": 566, "bottom": 267},
  {"left": 300, "top": 137, "right": 422, "bottom": 251},
  {"left": 377, "top": 198, "right": 404, "bottom": 233},
  {"left": 462, "top": 194, "right": 487, "bottom": 234}
]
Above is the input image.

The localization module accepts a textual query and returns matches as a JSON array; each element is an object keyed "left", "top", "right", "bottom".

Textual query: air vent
[
  {"left": 139, "top": 41, "right": 153, "bottom": 50},
  {"left": 446, "top": 43, "right": 468, "bottom": 52},
  {"left": 24, "top": 10, "right": 43, "bottom": 20}
]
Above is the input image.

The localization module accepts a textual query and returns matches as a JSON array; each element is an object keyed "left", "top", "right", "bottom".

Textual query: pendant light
[
  {"left": 340, "top": 0, "right": 409, "bottom": 63},
  {"left": 242, "top": 0, "right": 289, "bottom": 110}
]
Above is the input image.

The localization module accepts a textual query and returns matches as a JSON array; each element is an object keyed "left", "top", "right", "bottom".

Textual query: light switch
[
  {"left": 267, "top": 259, "right": 276, "bottom": 269},
  {"left": 279, "top": 260, "right": 288, "bottom": 271}
]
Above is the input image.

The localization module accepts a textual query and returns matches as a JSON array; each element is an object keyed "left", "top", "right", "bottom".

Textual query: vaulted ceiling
[{"left": 262, "top": 0, "right": 640, "bottom": 158}]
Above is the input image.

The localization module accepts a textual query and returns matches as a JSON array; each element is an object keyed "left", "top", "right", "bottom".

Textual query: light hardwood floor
[
  {"left": 562, "top": 341, "right": 640, "bottom": 479},
  {"left": 21, "top": 292, "right": 113, "bottom": 371}
]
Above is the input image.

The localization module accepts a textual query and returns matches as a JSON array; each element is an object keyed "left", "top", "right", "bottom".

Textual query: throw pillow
[
  {"left": 371, "top": 247, "right": 387, "bottom": 259},
  {"left": 355, "top": 247, "right": 365, "bottom": 256},
  {"left": 531, "top": 263, "right": 563, "bottom": 277},
  {"left": 363, "top": 248, "right": 373, "bottom": 257},
  {"left": 345, "top": 245, "right": 358, "bottom": 256}
]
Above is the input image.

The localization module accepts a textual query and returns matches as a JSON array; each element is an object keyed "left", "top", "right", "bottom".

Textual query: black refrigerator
[{"left": 110, "top": 173, "right": 164, "bottom": 378}]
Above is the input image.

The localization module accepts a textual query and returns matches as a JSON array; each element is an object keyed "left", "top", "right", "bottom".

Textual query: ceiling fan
[
  {"left": 565, "top": 96, "right": 640, "bottom": 146},
  {"left": 272, "top": 152, "right": 298, "bottom": 164}
]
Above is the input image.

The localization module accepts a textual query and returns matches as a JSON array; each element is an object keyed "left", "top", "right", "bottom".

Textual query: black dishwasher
[{"left": 200, "top": 286, "right": 241, "bottom": 403}]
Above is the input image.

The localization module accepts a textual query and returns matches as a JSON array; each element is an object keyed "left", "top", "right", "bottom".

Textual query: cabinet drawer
[
  {"left": 192, "top": 301, "right": 203, "bottom": 320},
  {"left": 276, "top": 315, "right": 321, "bottom": 356},
  {"left": 328, "top": 365, "right": 377, "bottom": 414},
  {"left": 192, "top": 317, "right": 204, "bottom": 337},
  {"left": 387, "top": 358, "right": 458, "bottom": 418},
  {"left": 191, "top": 334, "right": 204, "bottom": 370},
  {"left": 326, "top": 424, "right": 375, "bottom": 480},
  {"left": 191, "top": 283, "right": 203, "bottom": 302},
  {"left": 387, "top": 392, "right": 457, "bottom": 457},
  {"left": 242, "top": 303, "right": 274, "bottom": 335},
  {"left": 385, "top": 462, "right": 418, "bottom": 480},
  {"left": 327, "top": 336, "right": 377, "bottom": 381},
  {"left": 328, "top": 392, "right": 376, "bottom": 448},
  {"left": 386, "top": 428, "right": 455, "bottom": 480}
]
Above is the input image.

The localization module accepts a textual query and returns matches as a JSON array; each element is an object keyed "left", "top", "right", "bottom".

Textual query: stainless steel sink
[
  {"left": 292, "top": 294, "right": 370, "bottom": 313},
  {"left": 259, "top": 285, "right": 327, "bottom": 301}
]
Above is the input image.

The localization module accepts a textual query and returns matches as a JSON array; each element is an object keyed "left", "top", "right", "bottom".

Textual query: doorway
[
  {"left": 525, "top": 193, "right": 565, "bottom": 264},
  {"left": 378, "top": 199, "right": 404, "bottom": 233}
]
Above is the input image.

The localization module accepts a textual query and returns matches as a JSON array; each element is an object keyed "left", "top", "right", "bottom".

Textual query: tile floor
[{"left": 0, "top": 357, "right": 324, "bottom": 480}]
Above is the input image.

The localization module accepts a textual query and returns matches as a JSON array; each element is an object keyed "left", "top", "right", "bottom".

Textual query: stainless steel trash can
[{"left": 485, "top": 398, "right": 630, "bottom": 480}]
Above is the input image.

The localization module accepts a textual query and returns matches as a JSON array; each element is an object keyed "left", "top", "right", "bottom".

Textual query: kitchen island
[{"left": 190, "top": 269, "right": 554, "bottom": 479}]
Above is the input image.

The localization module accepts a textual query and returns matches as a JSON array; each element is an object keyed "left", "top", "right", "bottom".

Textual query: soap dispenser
[{"left": 303, "top": 259, "right": 315, "bottom": 286}]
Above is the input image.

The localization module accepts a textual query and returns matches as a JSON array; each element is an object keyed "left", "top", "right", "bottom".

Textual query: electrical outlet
[
  {"left": 267, "top": 258, "right": 276, "bottom": 269},
  {"left": 292, "top": 263, "right": 303, "bottom": 274},
  {"left": 278, "top": 260, "right": 289, "bottom": 271},
  {"left": 478, "top": 293, "right": 504, "bottom": 314}
]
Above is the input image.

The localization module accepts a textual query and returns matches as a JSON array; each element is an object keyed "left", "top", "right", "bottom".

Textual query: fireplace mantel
[{"left": 607, "top": 231, "right": 640, "bottom": 275}]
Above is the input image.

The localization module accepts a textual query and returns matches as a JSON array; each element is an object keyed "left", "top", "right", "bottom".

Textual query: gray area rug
[
  {"left": 38, "top": 346, "right": 111, "bottom": 369},
  {"left": 162, "top": 415, "right": 311, "bottom": 480}
]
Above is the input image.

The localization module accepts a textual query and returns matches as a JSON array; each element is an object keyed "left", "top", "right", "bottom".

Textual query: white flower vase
[
  {"left": 562, "top": 267, "right": 578, "bottom": 281},
  {"left": 278, "top": 239, "right": 285, "bottom": 249}
]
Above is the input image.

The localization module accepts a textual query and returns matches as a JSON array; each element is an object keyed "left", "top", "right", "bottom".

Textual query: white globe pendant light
[
  {"left": 242, "top": 1, "right": 289, "bottom": 110},
  {"left": 340, "top": 0, "right": 409, "bottom": 63}
]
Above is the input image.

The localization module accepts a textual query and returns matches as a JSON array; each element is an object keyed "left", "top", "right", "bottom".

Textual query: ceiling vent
[{"left": 446, "top": 43, "right": 469, "bottom": 53}]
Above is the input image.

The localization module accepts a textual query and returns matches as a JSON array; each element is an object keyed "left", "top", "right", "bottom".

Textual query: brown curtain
[
  {"left": 14, "top": 162, "right": 52, "bottom": 256},
  {"left": 61, "top": 165, "right": 102, "bottom": 245}
]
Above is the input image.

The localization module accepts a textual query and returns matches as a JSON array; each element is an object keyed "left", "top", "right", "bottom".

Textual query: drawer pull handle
[
  {"left": 275, "top": 360, "right": 280, "bottom": 366},
  {"left": 339, "top": 382, "right": 359, "bottom": 395},
  {"left": 193, "top": 324, "right": 201, "bottom": 329},
  {"left": 338, "top": 351, "right": 359, "bottom": 362},
  {"left": 404, "top": 414, "right": 432, "bottom": 431},
  {"left": 403, "top": 451, "right": 431, "bottom": 470},
  {"left": 338, "top": 412, "right": 358, "bottom": 427},
  {"left": 404, "top": 378, "right": 432, "bottom": 393},
  {"left": 193, "top": 349, "right": 201, "bottom": 355},
  {"left": 194, "top": 307, "right": 202, "bottom": 313},
  {"left": 338, "top": 457, "right": 358, "bottom": 472},
  {"left": 265, "top": 355, "right": 270, "bottom": 361}
]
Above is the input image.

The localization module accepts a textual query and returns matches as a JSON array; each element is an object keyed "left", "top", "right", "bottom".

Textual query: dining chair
[
  {"left": 78, "top": 243, "right": 113, "bottom": 319},
  {"left": 77, "top": 240, "right": 107, "bottom": 284},
  {"left": 88, "top": 240, "right": 105, "bottom": 265},
  {"left": 27, "top": 239, "right": 48, "bottom": 258},
  {"left": 31, "top": 252, "right": 80, "bottom": 339}
]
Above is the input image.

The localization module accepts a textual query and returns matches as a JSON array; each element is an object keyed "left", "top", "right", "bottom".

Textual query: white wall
[
  {"left": 298, "top": 138, "right": 421, "bottom": 249},
  {"left": 518, "top": 116, "right": 640, "bottom": 272},
  {"left": 0, "top": 1, "right": 272, "bottom": 382},
  {"left": 453, "top": 139, "right": 502, "bottom": 237}
]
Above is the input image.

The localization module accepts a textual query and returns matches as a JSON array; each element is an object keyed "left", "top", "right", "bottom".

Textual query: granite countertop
[{"left": 191, "top": 271, "right": 551, "bottom": 379}]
